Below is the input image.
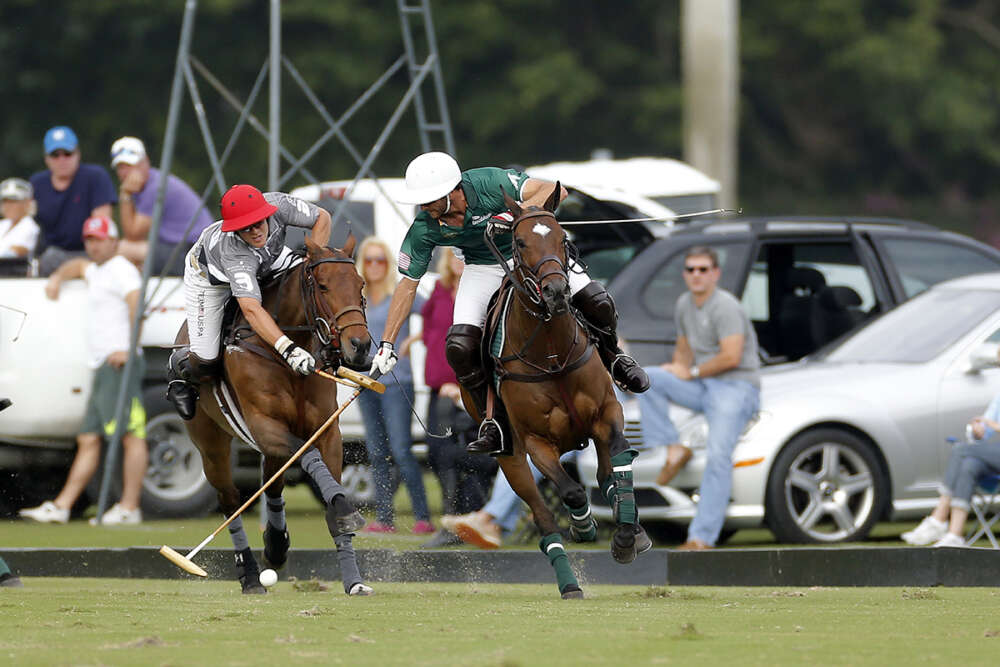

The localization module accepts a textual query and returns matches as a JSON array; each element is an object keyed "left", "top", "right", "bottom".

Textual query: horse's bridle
[{"left": 300, "top": 256, "right": 368, "bottom": 369}]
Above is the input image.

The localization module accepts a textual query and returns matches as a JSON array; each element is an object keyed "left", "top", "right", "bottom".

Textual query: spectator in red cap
[
  {"left": 19, "top": 215, "right": 149, "bottom": 526},
  {"left": 165, "top": 184, "right": 331, "bottom": 420},
  {"left": 29, "top": 126, "right": 116, "bottom": 276}
]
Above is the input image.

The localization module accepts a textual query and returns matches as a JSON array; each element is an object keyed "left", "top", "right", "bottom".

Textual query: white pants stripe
[
  {"left": 452, "top": 259, "right": 591, "bottom": 329},
  {"left": 183, "top": 252, "right": 231, "bottom": 362}
]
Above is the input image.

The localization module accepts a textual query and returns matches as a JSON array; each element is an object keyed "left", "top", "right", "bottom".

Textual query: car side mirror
[{"left": 969, "top": 342, "right": 1000, "bottom": 372}]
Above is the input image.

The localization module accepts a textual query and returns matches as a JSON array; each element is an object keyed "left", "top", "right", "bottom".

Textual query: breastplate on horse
[
  {"left": 455, "top": 186, "right": 652, "bottom": 598},
  {"left": 167, "top": 238, "right": 376, "bottom": 595}
]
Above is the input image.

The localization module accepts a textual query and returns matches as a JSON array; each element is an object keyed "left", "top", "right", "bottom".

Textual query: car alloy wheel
[{"left": 766, "top": 428, "right": 887, "bottom": 543}]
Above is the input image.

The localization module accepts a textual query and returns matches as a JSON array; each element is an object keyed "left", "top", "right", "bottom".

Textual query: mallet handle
[{"left": 185, "top": 384, "right": 366, "bottom": 561}]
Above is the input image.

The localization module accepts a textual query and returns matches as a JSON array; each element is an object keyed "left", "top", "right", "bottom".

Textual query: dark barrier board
[{"left": 3, "top": 547, "right": 998, "bottom": 587}]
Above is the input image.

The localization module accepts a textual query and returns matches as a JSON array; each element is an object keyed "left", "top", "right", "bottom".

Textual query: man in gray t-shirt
[{"left": 636, "top": 245, "right": 760, "bottom": 550}]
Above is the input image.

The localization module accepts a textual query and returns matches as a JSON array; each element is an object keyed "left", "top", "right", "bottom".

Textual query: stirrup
[
  {"left": 610, "top": 353, "right": 649, "bottom": 393},
  {"left": 467, "top": 419, "right": 505, "bottom": 455}
]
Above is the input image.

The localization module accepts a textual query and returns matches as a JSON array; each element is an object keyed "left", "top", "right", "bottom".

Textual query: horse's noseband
[{"left": 511, "top": 210, "right": 569, "bottom": 318}]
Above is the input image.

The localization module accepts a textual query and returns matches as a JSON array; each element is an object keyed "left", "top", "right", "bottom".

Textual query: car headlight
[{"left": 676, "top": 410, "right": 771, "bottom": 451}]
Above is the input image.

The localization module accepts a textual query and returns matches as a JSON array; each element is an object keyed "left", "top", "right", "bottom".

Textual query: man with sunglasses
[
  {"left": 637, "top": 245, "right": 760, "bottom": 550},
  {"left": 370, "top": 151, "right": 649, "bottom": 456},
  {"left": 164, "top": 184, "right": 331, "bottom": 420},
  {"left": 29, "top": 126, "right": 116, "bottom": 276}
]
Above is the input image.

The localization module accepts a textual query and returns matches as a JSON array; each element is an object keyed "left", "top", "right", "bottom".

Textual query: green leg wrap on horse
[
  {"left": 539, "top": 533, "right": 579, "bottom": 595},
  {"left": 604, "top": 449, "right": 639, "bottom": 525},
  {"left": 563, "top": 501, "right": 598, "bottom": 541}
]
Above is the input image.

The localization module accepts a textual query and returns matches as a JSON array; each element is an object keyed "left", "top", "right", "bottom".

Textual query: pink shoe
[
  {"left": 412, "top": 520, "right": 434, "bottom": 535},
  {"left": 363, "top": 521, "right": 396, "bottom": 533}
]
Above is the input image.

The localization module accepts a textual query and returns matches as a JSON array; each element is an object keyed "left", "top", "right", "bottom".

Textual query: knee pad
[
  {"left": 445, "top": 324, "right": 485, "bottom": 387},
  {"left": 572, "top": 280, "right": 618, "bottom": 329}
]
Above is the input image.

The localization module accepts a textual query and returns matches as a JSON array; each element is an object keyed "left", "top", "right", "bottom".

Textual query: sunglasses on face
[
  {"left": 48, "top": 150, "right": 75, "bottom": 159},
  {"left": 364, "top": 256, "right": 388, "bottom": 265},
  {"left": 684, "top": 265, "right": 713, "bottom": 274}
]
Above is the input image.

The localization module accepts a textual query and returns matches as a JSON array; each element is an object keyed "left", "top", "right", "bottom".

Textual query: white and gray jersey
[{"left": 192, "top": 192, "right": 320, "bottom": 301}]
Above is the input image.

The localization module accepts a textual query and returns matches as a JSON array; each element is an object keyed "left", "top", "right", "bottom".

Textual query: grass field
[
  {"left": 2, "top": 579, "right": 997, "bottom": 665},
  {"left": 3, "top": 474, "right": 923, "bottom": 552}
]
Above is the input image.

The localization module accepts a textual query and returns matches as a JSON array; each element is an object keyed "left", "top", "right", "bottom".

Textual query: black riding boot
[
  {"left": 166, "top": 348, "right": 221, "bottom": 420},
  {"left": 445, "top": 323, "right": 512, "bottom": 456},
  {"left": 572, "top": 281, "right": 650, "bottom": 393}
]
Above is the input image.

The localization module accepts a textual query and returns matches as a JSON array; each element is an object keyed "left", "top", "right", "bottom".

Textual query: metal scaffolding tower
[{"left": 95, "top": 0, "right": 455, "bottom": 520}]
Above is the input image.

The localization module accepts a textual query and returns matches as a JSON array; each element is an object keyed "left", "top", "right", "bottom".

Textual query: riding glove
[
  {"left": 275, "top": 335, "right": 316, "bottom": 376},
  {"left": 370, "top": 340, "right": 397, "bottom": 375}
]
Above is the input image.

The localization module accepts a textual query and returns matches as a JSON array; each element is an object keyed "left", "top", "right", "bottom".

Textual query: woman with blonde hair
[{"left": 355, "top": 236, "right": 432, "bottom": 534}]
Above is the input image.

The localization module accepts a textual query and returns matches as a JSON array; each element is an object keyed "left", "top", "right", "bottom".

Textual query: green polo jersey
[{"left": 397, "top": 167, "right": 529, "bottom": 279}]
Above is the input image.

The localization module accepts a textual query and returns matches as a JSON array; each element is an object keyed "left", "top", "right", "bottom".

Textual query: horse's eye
[
  {"left": 318, "top": 283, "right": 329, "bottom": 293},
  {"left": 515, "top": 238, "right": 527, "bottom": 248}
]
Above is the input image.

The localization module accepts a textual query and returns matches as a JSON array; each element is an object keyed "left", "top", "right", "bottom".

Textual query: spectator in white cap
[
  {"left": 0, "top": 178, "right": 40, "bottom": 267},
  {"left": 29, "top": 125, "right": 116, "bottom": 276},
  {"left": 20, "top": 214, "right": 148, "bottom": 526},
  {"left": 111, "top": 136, "right": 213, "bottom": 275}
]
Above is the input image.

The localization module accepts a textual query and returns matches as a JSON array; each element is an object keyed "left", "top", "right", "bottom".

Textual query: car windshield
[{"left": 821, "top": 288, "right": 1000, "bottom": 363}]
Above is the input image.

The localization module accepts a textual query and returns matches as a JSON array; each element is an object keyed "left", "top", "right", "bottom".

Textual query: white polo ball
[{"left": 259, "top": 569, "right": 278, "bottom": 587}]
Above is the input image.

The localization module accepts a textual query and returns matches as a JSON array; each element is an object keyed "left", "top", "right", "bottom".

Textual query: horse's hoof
[
  {"left": 560, "top": 585, "right": 584, "bottom": 600},
  {"left": 241, "top": 584, "right": 267, "bottom": 595},
  {"left": 263, "top": 523, "right": 290, "bottom": 569},
  {"left": 634, "top": 525, "right": 652, "bottom": 556},
  {"left": 348, "top": 582, "right": 374, "bottom": 596},
  {"left": 570, "top": 518, "right": 598, "bottom": 543},
  {"left": 326, "top": 502, "right": 366, "bottom": 537},
  {"left": 611, "top": 526, "right": 637, "bottom": 564}
]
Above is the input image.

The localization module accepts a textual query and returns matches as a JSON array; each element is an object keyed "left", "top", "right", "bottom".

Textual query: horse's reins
[{"left": 301, "top": 256, "right": 368, "bottom": 369}]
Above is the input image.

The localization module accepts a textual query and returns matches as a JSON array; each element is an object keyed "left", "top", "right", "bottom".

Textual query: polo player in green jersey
[{"left": 370, "top": 152, "right": 649, "bottom": 455}]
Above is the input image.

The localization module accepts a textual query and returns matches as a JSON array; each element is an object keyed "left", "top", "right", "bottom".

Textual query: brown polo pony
[
  {"left": 473, "top": 186, "right": 651, "bottom": 598},
  {"left": 176, "top": 237, "right": 372, "bottom": 594}
]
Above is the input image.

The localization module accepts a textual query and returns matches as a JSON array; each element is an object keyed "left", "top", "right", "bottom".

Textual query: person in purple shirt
[
  {"left": 30, "top": 126, "right": 116, "bottom": 276},
  {"left": 111, "top": 136, "right": 213, "bottom": 275}
]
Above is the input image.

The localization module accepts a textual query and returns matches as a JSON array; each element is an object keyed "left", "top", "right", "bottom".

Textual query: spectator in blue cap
[{"left": 29, "top": 125, "right": 117, "bottom": 276}]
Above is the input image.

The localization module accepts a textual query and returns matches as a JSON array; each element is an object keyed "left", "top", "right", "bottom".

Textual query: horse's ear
[
  {"left": 342, "top": 231, "right": 357, "bottom": 257},
  {"left": 544, "top": 181, "right": 561, "bottom": 213},
  {"left": 503, "top": 188, "right": 522, "bottom": 218}
]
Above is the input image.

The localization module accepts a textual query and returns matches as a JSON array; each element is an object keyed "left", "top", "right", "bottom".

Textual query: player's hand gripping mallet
[{"left": 159, "top": 367, "right": 385, "bottom": 577}]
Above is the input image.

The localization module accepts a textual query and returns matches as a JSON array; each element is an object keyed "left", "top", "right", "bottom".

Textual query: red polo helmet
[{"left": 220, "top": 184, "right": 278, "bottom": 232}]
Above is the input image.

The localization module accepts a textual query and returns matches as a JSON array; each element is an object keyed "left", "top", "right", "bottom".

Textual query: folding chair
[{"left": 966, "top": 473, "right": 1000, "bottom": 548}]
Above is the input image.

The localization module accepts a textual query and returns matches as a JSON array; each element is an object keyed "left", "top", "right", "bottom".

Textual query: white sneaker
[
  {"left": 932, "top": 532, "right": 966, "bottom": 548},
  {"left": 19, "top": 500, "right": 69, "bottom": 524},
  {"left": 89, "top": 503, "right": 142, "bottom": 526},
  {"left": 901, "top": 516, "right": 947, "bottom": 545}
]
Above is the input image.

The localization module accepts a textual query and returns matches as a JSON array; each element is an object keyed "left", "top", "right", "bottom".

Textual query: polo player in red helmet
[{"left": 166, "top": 184, "right": 332, "bottom": 419}]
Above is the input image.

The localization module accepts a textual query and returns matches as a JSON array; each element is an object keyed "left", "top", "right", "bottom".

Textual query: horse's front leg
[
  {"left": 529, "top": 441, "right": 597, "bottom": 543},
  {"left": 315, "top": 424, "right": 373, "bottom": 596},
  {"left": 592, "top": 399, "right": 652, "bottom": 564},
  {"left": 500, "top": 443, "right": 583, "bottom": 600},
  {"left": 260, "top": 455, "right": 290, "bottom": 571}
]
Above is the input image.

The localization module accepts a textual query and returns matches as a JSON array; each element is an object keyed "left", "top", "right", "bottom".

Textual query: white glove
[
  {"left": 369, "top": 341, "right": 397, "bottom": 376},
  {"left": 275, "top": 335, "right": 316, "bottom": 376}
]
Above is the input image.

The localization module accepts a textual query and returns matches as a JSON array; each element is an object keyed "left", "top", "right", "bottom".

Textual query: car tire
[{"left": 765, "top": 427, "right": 888, "bottom": 544}]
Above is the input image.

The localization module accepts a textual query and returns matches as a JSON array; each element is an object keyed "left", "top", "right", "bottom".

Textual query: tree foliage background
[{"left": 1, "top": 0, "right": 997, "bottom": 240}]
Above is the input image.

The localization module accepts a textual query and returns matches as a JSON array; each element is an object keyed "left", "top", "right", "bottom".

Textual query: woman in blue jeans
[
  {"left": 903, "top": 392, "right": 1000, "bottom": 547},
  {"left": 356, "top": 237, "right": 432, "bottom": 534}
]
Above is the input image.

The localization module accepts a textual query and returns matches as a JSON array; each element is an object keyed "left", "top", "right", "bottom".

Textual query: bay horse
[
  {"left": 472, "top": 185, "right": 651, "bottom": 598},
  {"left": 175, "top": 236, "right": 373, "bottom": 594}
]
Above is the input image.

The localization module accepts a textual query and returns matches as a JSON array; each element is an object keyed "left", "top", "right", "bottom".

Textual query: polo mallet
[{"left": 159, "top": 366, "right": 385, "bottom": 577}]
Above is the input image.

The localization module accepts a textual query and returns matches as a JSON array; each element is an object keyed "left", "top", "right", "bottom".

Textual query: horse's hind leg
[
  {"left": 500, "top": 451, "right": 583, "bottom": 600},
  {"left": 190, "top": 413, "right": 265, "bottom": 594},
  {"left": 595, "top": 422, "right": 652, "bottom": 565},
  {"left": 260, "top": 455, "right": 290, "bottom": 570},
  {"left": 530, "top": 446, "right": 597, "bottom": 543}
]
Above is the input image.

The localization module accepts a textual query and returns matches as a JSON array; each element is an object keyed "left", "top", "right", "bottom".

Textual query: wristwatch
[{"left": 690, "top": 365, "right": 701, "bottom": 378}]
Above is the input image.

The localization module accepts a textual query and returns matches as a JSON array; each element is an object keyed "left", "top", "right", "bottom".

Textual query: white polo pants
[
  {"left": 183, "top": 253, "right": 231, "bottom": 362},
  {"left": 452, "top": 259, "right": 591, "bottom": 329}
]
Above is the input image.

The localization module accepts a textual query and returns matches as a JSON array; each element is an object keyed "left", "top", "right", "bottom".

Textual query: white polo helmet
[{"left": 397, "top": 151, "right": 461, "bottom": 205}]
